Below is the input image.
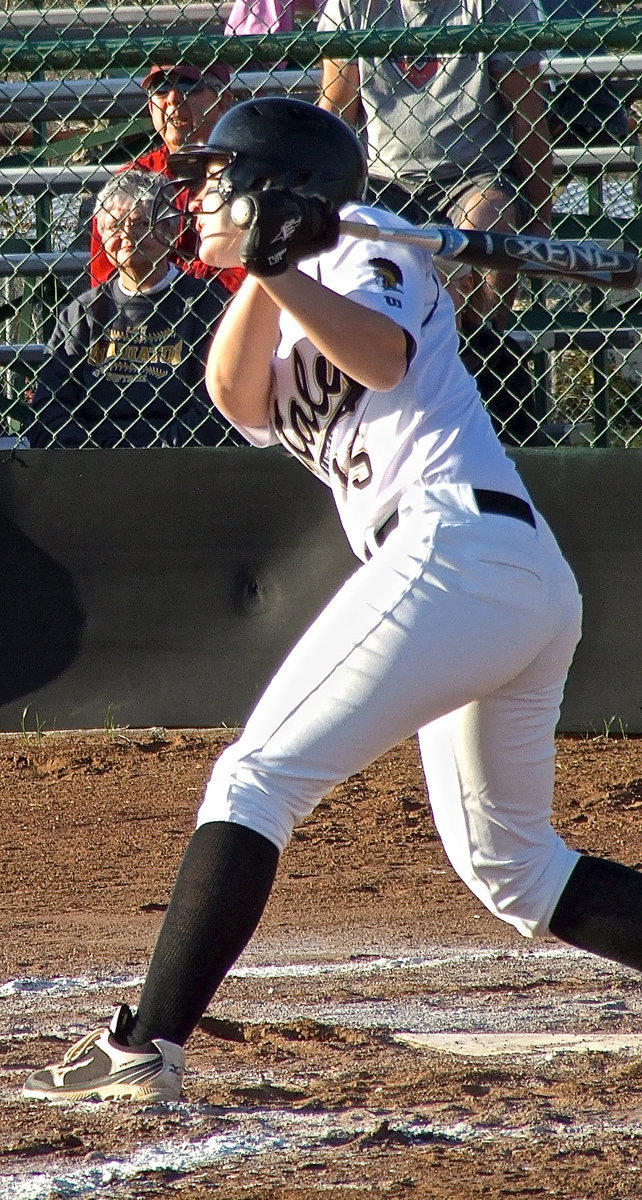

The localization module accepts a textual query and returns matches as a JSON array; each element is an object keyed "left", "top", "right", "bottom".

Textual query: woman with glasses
[{"left": 30, "top": 171, "right": 235, "bottom": 448}]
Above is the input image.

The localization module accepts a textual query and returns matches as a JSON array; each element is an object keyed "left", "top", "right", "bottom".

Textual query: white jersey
[{"left": 232, "top": 202, "right": 530, "bottom": 561}]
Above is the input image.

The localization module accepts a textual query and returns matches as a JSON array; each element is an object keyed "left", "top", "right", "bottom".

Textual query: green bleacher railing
[{"left": 3, "top": 19, "right": 642, "bottom": 73}]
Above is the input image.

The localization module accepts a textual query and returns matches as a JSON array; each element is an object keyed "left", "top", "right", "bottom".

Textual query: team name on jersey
[{"left": 274, "top": 346, "right": 366, "bottom": 483}]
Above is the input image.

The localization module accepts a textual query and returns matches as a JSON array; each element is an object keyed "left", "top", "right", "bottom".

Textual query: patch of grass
[
  {"left": 103, "top": 703, "right": 130, "bottom": 740},
  {"left": 587, "top": 715, "right": 630, "bottom": 741},
  {"left": 20, "top": 704, "right": 46, "bottom": 742}
]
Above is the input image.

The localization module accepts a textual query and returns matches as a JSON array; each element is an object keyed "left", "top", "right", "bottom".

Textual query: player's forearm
[
  {"left": 205, "top": 276, "right": 281, "bottom": 428},
  {"left": 258, "top": 267, "right": 408, "bottom": 392}
]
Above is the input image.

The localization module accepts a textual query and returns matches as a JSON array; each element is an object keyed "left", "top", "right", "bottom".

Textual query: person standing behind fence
[
  {"left": 225, "top": 0, "right": 302, "bottom": 39},
  {"left": 89, "top": 62, "right": 244, "bottom": 296},
  {"left": 29, "top": 171, "right": 234, "bottom": 448},
  {"left": 224, "top": 0, "right": 321, "bottom": 71},
  {"left": 317, "top": 0, "right": 554, "bottom": 333},
  {"left": 224, "top": 0, "right": 319, "bottom": 65}
]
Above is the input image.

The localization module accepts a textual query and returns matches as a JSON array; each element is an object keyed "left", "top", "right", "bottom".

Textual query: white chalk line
[
  {"left": 0, "top": 975, "right": 141, "bottom": 1002},
  {"left": 0, "top": 1110, "right": 471, "bottom": 1200},
  {"left": 2, "top": 944, "right": 639, "bottom": 1047},
  {"left": 0, "top": 943, "right": 598, "bottom": 1004},
  {"left": 2, "top": 1106, "right": 642, "bottom": 1200}
]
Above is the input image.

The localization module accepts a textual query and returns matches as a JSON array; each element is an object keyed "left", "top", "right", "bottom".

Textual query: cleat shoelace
[{"left": 58, "top": 1028, "right": 102, "bottom": 1067}]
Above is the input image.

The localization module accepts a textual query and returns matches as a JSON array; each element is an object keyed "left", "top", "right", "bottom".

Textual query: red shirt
[{"left": 89, "top": 144, "right": 245, "bottom": 294}]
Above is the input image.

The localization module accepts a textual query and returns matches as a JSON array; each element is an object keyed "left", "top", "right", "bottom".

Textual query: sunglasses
[{"left": 147, "top": 76, "right": 212, "bottom": 97}]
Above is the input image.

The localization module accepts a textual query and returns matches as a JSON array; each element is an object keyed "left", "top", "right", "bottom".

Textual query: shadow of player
[{"left": 0, "top": 511, "right": 84, "bottom": 707}]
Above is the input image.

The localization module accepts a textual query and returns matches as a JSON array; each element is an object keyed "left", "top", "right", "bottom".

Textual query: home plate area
[{"left": 1, "top": 729, "right": 642, "bottom": 1198}]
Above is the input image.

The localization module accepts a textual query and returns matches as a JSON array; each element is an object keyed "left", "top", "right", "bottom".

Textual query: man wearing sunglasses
[{"left": 89, "top": 63, "right": 244, "bottom": 294}]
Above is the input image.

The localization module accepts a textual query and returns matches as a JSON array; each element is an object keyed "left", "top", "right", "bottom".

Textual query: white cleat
[{"left": 22, "top": 1004, "right": 184, "bottom": 1103}]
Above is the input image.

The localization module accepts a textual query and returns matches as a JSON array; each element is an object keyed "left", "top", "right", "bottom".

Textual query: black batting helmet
[{"left": 167, "top": 97, "right": 367, "bottom": 205}]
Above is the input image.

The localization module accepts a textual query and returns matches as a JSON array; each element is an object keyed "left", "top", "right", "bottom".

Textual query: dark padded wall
[
  {"left": 0, "top": 447, "right": 358, "bottom": 731},
  {"left": 511, "top": 448, "right": 642, "bottom": 735},
  {"left": 0, "top": 447, "right": 639, "bottom": 732}
]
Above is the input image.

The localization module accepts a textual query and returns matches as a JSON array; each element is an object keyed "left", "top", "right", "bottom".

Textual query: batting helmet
[{"left": 167, "top": 97, "right": 367, "bottom": 206}]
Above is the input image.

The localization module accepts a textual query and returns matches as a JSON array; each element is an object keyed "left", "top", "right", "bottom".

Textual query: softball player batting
[{"left": 24, "top": 98, "right": 642, "bottom": 1103}]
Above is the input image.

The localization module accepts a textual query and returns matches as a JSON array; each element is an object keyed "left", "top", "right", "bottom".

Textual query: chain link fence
[{"left": 0, "top": 4, "right": 641, "bottom": 447}]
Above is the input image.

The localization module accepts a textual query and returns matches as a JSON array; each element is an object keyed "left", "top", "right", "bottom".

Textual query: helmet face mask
[{"left": 168, "top": 98, "right": 367, "bottom": 208}]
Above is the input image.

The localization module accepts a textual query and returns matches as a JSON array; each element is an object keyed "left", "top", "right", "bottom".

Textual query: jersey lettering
[
  {"left": 332, "top": 443, "right": 373, "bottom": 491},
  {"left": 274, "top": 347, "right": 365, "bottom": 481}
]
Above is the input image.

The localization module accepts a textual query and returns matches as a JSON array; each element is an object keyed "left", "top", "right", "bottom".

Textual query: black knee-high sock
[
  {"left": 127, "top": 821, "right": 279, "bottom": 1047},
  {"left": 549, "top": 854, "right": 642, "bottom": 971}
]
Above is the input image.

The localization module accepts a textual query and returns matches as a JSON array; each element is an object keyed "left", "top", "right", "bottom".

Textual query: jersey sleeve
[
  {"left": 316, "top": 211, "right": 436, "bottom": 347},
  {"left": 220, "top": 410, "right": 280, "bottom": 448}
]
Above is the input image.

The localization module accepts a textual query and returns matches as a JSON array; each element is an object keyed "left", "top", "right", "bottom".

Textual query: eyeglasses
[
  {"left": 147, "top": 76, "right": 211, "bottom": 97},
  {"left": 101, "top": 214, "right": 154, "bottom": 239}
]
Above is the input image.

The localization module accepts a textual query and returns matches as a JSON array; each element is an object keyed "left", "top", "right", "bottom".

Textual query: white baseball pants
[{"left": 198, "top": 481, "right": 583, "bottom": 938}]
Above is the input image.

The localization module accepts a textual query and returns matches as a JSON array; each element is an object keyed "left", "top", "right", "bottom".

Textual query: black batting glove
[{"left": 230, "top": 189, "right": 340, "bottom": 277}]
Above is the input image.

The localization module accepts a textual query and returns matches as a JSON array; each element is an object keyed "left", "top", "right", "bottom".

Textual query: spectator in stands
[
  {"left": 30, "top": 171, "right": 234, "bottom": 448},
  {"left": 317, "top": 0, "right": 554, "bottom": 332},
  {"left": 223, "top": 0, "right": 320, "bottom": 72},
  {"left": 89, "top": 61, "right": 244, "bottom": 295},
  {"left": 438, "top": 259, "right": 539, "bottom": 444},
  {"left": 224, "top": 0, "right": 319, "bottom": 47}
]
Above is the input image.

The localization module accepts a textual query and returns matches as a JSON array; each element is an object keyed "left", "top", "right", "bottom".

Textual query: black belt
[{"left": 369, "top": 488, "right": 536, "bottom": 556}]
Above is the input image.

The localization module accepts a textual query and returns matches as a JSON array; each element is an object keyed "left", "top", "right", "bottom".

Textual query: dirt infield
[{"left": 2, "top": 729, "right": 642, "bottom": 1198}]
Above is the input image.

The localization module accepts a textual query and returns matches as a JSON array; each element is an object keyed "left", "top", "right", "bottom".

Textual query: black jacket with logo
[{"left": 30, "top": 272, "right": 237, "bottom": 447}]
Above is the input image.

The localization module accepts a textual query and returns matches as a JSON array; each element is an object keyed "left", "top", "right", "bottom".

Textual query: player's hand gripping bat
[{"left": 230, "top": 191, "right": 340, "bottom": 276}]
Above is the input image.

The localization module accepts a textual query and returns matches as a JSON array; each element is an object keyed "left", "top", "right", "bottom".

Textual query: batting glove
[{"left": 230, "top": 189, "right": 340, "bottom": 277}]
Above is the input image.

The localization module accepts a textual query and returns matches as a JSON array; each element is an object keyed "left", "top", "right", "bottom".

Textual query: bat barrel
[
  {"left": 437, "top": 228, "right": 642, "bottom": 289},
  {"left": 337, "top": 219, "right": 641, "bottom": 289}
]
